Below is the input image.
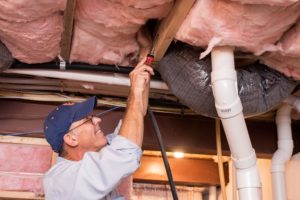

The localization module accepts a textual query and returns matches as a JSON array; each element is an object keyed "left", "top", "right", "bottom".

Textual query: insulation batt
[
  {"left": 261, "top": 21, "right": 300, "bottom": 79},
  {"left": 176, "top": 0, "right": 300, "bottom": 59},
  {"left": 0, "top": 14, "right": 63, "bottom": 64},
  {"left": 70, "top": 0, "right": 172, "bottom": 66},
  {"left": 0, "top": 0, "right": 66, "bottom": 22},
  {"left": 0, "top": 143, "right": 53, "bottom": 194},
  {"left": 0, "top": 1, "right": 66, "bottom": 64}
]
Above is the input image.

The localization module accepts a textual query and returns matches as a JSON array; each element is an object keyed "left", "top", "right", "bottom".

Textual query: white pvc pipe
[
  {"left": 211, "top": 46, "right": 261, "bottom": 200},
  {"left": 4, "top": 69, "right": 169, "bottom": 90},
  {"left": 208, "top": 186, "right": 217, "bottom": 200},
  {"left": 271, "top": 102, "right": 294, "bottom": 200}
]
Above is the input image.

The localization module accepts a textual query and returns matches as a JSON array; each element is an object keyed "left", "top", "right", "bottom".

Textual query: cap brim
[{"left": 73, "top": 96, "right": 97, "bottom": 122}]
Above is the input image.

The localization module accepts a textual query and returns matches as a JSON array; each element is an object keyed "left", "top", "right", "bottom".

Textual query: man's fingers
[
  {"left": 135, "top": 57, "right": 147, "bottom": 68},
  {"left": 136, "top": 65, "right": 154, "bottom": 75}
]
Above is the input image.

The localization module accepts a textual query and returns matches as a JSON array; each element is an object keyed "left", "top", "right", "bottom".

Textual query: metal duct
[
  {"left": 0, "top": 41, "right": 13, "bottom": 71},
  {"left": 157, "top": 44, "right": 298, "bottom": 118}
]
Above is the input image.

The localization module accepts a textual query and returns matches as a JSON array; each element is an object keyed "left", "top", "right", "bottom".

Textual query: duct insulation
[
  {"left": 0, "top": 41, "right": 13, "bottom": 71},
  {"left": 157, "top": 44, "right": 298, "bottom": 118}
]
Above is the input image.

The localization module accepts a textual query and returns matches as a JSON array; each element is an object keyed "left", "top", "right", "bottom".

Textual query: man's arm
[{"left": 119, "top": 58, "right": 154, "bottom": 147}]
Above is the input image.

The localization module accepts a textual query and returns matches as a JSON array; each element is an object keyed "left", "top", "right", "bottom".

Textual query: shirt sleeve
[{"left": 70, "top": 135, "right": 142, "bottom": 200}]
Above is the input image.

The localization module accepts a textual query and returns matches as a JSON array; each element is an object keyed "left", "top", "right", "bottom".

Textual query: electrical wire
[{"left": 147, "top": 106, "right": 178, "bottom": 200}]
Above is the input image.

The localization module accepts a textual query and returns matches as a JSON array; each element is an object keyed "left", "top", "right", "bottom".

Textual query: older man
[{"left": 43, "top": 58, "right": 154, "bottom": 200}]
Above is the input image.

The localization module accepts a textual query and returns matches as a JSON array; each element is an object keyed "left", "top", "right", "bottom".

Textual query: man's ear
[{"left": 63, "top": 133, "right": 79, "bottom": 147}]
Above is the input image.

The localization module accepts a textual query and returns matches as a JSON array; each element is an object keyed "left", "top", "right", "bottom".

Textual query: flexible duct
[
  {"left": 271, "top": 98, "right": 297, "bottom": 200},
  {"left": 0, "top": 41, "right": 13, "bottom": 71},
  {"left": 157, "top": 44, "right": 298, "bottom": 118}
]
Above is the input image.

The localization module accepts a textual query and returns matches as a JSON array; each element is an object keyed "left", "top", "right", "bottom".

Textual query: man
[{"left": 43, "top": 58, "right": 154, "bottom": 200}]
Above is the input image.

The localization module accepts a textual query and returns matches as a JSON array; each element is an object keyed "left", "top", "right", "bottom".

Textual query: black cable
[{"left": 147, "top": 106, "right": 178, "bottom": 200}]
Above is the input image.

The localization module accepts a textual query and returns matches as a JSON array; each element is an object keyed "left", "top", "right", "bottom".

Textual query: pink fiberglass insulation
[
  {"left": 231, "top": 0, "right": 299, "bottom": 6},
  {"left": 70, "top": 0, "right": 173, "bottom": 66},
  {"left": 176, "top": 0, "right": 300, "bottom": 59},
  {"left": 0, "top": 0, "right": 65, "bottom": 64},
  {"left": 261, "top": 53, "right": 300, "bottom": 79},
  {"left": 0, "top": 0, "right": 66, "bottom": 22},
  {"left": 0, "top": 14, "right": 63, "bottom": 64},
  {"left": 261, "top": 21, "right": 300, "bottom": 79},
  {"left": 277, "top": 21, "right": 300, "bottom": 57},
  {"left": 0, "top": 143, "right": 52, "bottom": 194}
]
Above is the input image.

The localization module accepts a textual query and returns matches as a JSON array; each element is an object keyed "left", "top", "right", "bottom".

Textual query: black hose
[
  {"left": 12, "top": 61, "right": 132, "bottom": 73},
  {"left": 147, "top": 106, "right": 178, "bottom": 200}
]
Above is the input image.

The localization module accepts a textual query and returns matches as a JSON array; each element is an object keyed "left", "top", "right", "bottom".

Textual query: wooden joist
[
  {"left": 134, "top": 155, "right": 229, "bottom": 186},
  {"left": 60, "top": 0, "right": 77, "bottom": 61},
  {"left": 0, "top": 191, "right": 44, "bottom": 200},
  {"left": 153, "top": 0, "right": 196, "bottom": 62}
]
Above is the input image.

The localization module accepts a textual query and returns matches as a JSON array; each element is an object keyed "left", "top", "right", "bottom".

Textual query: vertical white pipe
[
  {"left": 211, "top": 46, "right": 261, "bottom": 200},
  {"left": 272, "top": 103, "right": 294, "bottom": 200},
  {"left": 209, "top": 186, "right": 217, "bottom": 200}
]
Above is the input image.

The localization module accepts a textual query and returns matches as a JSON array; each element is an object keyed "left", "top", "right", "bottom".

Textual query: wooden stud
[
  {"left": 60, "top": 0, "right": 77, "bottom": 61},
  {"left": 153, "top": 0, "right": 195, "bottom": 62}
]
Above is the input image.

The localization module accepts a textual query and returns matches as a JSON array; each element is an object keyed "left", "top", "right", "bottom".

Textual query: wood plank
[
  {"left": 0, "top": 191, "right": 44, "bottom": 200},
  {"left": 60, "top": 0, "right": 77, "bottom": 61},
  {"left": 0, "top": 136, "right": 48, "bottom": 146},
  {"left": 133, "top": 155, "right": 229, "bottom": 186},
  {"left": 153, "top": 0, "right": 195, "bottom": 62}
]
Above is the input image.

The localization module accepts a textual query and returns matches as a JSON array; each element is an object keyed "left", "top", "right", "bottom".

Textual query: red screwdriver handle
[{"left": 145, "top": 54, "right": 154, "bottom": 65}]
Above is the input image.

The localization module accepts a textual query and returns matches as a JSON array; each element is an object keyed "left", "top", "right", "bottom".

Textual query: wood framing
[
  {"left": 133, "top": 155, "right": 229, "bottom": 186},
  {"left": 60, "top": 0, "right": 77, "bottom": 61},
  {"left": 0, "top": 191, "right": 44, "bottom": 200},
  {"left": 153, "top": 0, "right": 195, "bottom": 62},
  {"left": 0, "top": 135, "right": 48, "bottom": 146}
]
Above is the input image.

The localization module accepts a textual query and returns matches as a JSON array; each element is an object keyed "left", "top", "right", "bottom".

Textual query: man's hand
[
  {"left": 129, "top": 57, "right": 154, "bottom": 115},
  {"left": 119, "top": 58, "right": 154, "bottom": 147},
  {"left": 129, "top": 57, "right": 154, "bottom": 95}
]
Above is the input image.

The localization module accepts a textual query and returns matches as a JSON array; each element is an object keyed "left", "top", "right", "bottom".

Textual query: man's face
[{"left": 68, "top": 116, "right": 107, "bottom": 152}]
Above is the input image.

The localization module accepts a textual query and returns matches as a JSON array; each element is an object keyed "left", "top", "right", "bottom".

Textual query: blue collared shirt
[{"left": 44, "top": 129, "right": 142, "bottom": 200}]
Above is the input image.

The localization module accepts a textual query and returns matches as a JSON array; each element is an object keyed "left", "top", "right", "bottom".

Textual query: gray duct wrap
[
  {"left": 0, "top": 41, "right": 13, "bottom": 71},
  {"left": 157, "top": 45, "right": 298, "bottom": 118}
]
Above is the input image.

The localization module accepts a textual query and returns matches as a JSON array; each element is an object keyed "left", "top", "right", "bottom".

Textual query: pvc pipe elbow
[
  {"left": 236, "top": 164, "right": 261, "bottom": 189},
  {"left": 271, "top": 140, "right": 294, "bottom": 172}
]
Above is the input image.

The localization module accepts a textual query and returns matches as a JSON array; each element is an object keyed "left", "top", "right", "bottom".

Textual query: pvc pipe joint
[
  {"left": 211, "top": 68, "right": 243, "bottom": 119},
  {"left": 271, "top": 140, "right": 294, "bottom": 172},
  {"left": 236, "top": 164, "right": 261, "bottom": 189},
  {"left": 233, "top": 149, "right": 257, "bottom": 169}
]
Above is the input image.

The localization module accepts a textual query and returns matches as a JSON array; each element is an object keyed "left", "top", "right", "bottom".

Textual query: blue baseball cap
[{"left": 44, "top": 96, "right": 97, "bottom": 153}]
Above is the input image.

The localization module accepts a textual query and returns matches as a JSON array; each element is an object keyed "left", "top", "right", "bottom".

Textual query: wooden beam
[
  {"left": 133, "top": 155, "right": 229, "bottom": 186},
  {"left": 153, "top": 0, "right": 195, "bottom": 62},
  {"left": 0, "top": 191, "right": 44, "bottom": 200},
  {"left": 0, "top": 135, "right": 48, "bottom": 146},
  {"left": 60, "top": 0, "right": 77, "bottom": 61}
]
